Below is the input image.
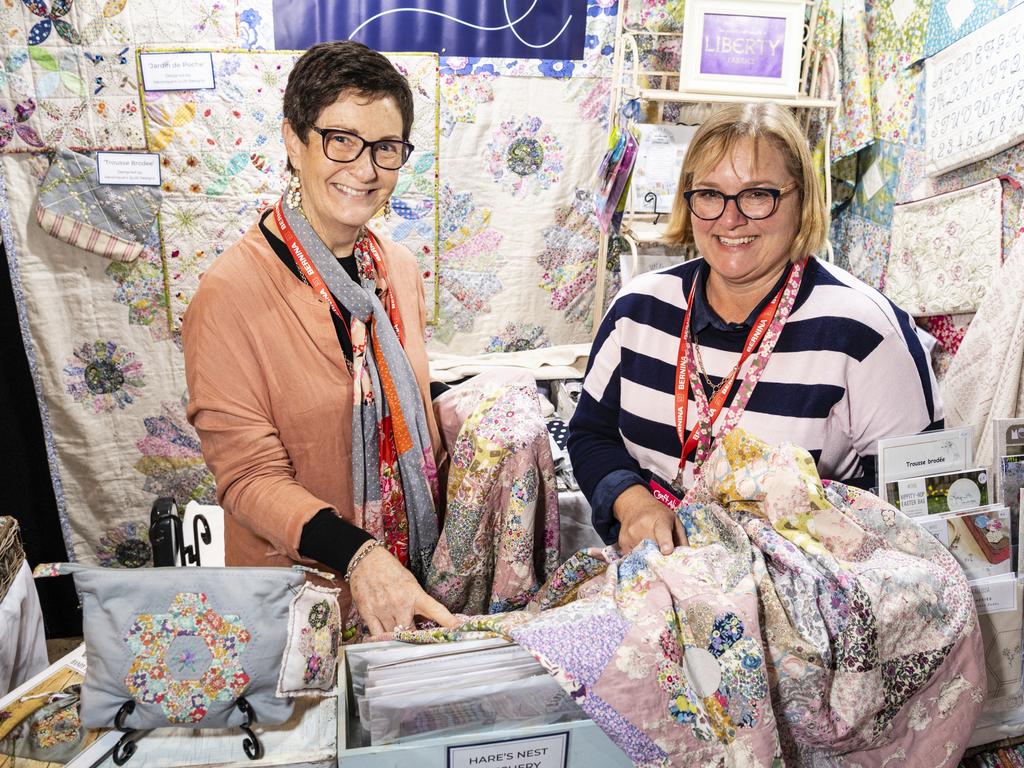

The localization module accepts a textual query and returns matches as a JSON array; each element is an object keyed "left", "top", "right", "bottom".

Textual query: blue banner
[{"left": 273, "top": 0, "right": 588, "bottom": 61}]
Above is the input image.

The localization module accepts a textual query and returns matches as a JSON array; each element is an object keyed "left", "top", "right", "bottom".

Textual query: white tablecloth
[{"left": 0, "top": 560, "right": 48, "bottom": 698}]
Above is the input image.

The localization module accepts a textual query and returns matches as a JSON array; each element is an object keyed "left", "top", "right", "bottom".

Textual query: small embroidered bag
[
  {"left": 34, "top": 563, "right": 341, "bottom": 760},
  {"left": 34, "top": 149, "right": 162, "bottom": 263}
]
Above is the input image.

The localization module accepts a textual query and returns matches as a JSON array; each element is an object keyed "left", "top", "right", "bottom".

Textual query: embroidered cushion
[
  {"left": 884, "top": 179, "right": 1002, "bottom": 316},
  {"left": 34, "top": 149, "right": 162, "bottom": 263},
  {"left": 34, "top": 563, "right": 306, "bottom": 731}
]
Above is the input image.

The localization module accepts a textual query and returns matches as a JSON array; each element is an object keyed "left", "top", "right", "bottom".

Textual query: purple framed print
[{"left": 680, "top": 0, "right": 805, "bottom": 97}]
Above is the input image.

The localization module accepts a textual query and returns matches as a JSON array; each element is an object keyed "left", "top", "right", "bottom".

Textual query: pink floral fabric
[{"left": 426, "top": 382, "right": 560, "bottom": 614}]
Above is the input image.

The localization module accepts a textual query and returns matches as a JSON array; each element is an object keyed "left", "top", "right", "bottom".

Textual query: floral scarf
[{"left": 276, "top": 200, "right": 439, "bottom": 579}]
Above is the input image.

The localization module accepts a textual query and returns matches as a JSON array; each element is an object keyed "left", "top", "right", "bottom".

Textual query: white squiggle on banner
[{"left": 348, "top": 1, "right": 574, "bottom": 50}]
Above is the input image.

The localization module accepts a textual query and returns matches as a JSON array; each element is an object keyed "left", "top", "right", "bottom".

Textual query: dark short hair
[{"left": 283, "top": 41, "right": 414, "bottom": 167}]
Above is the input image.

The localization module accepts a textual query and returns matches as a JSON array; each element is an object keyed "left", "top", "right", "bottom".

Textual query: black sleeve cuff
[{"left": 298, "top": 508, "right": 374, "bottom": 574}]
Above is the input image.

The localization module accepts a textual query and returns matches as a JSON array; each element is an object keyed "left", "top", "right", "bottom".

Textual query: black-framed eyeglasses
[
  {"left": 311, "top": 126, "right": 414, "bottom": 171},
  {"left": 682, "top": 182, "right": 799, "bottom": 220}
]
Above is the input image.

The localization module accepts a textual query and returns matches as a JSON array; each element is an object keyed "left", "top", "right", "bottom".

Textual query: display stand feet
[{"left": 237, "top": 696, "right": 263, "bottom": 760}]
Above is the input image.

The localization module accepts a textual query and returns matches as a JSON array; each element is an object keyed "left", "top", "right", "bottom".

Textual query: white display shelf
[{"left": 623, "top": 87, "right": 838, "bottom": 109}]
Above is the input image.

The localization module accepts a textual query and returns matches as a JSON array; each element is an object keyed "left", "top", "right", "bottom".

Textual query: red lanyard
[
  {"left": 674, "top": 266, "right": 792, "bottom": 469},
  {"left": 354, "top": 232, "right": 405, "bottom": 346},
  {"left": 273, "top": 199, "right": 405, "bottom": 345}
]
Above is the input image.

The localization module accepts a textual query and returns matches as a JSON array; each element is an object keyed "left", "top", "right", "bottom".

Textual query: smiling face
[
  {"left": 283, "top": 91, "right": 403, "bottom": 254},
  {"left": 690, "top": 136, "right": 801, "bottom": 290}
]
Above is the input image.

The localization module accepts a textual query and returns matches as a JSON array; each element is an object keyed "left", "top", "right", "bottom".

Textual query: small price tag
[{"left": 140, "top": 51, "right": 215, "bottom": 91}]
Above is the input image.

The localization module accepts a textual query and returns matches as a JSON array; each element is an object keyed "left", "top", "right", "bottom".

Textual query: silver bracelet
[{"left": 344, "top": 539, "right": 382, "bottom": 582}]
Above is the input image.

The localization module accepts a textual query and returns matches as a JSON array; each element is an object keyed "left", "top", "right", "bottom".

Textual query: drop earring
[
  {"left": 382, "top": 199, "right": 392, "bottom": 222},
  {"left": 286, "top": 172, "right": 302, "bottom": 209}
]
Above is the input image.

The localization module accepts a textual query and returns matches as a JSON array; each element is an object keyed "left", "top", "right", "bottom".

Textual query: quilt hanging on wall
[{"left": 885, "top": 179, "right": 1002, "bottom": 316}]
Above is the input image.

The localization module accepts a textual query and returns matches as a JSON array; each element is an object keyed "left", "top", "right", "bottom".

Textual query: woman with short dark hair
[{"left": 183, "top": 41, "right": 454, "bottom": 637}]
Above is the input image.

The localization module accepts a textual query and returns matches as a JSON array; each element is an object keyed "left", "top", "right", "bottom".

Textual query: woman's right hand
[
  {"left": 348, "top": 545, "right": 458, "bottom": 636},
  {"left": 613, "top": 485, "right": 689, "bottom": 555}
]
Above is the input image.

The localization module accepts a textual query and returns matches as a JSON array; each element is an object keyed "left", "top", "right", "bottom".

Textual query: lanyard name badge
[
  {"left": 667, "top": 261, "right": 803, "bottom": 493},
  {"left": 273, "top": 198, "right": 405, "bottom": 344}
]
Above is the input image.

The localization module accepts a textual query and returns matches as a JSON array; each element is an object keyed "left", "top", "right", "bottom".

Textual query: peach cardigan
[{"left": 183, "top": 219, "right": 440, "bottom": 586}]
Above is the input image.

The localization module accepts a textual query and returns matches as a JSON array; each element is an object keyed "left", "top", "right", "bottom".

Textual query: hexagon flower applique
[
  {"left": 485, "top": 115, "right": 564, "bottom": 198},
  {"left": 63, "top": 339, "right": 145, "bottom": 413},
  {"left": 124, "top": 592, "right": 251, "bottom": 724},
  {"left": 656, "top": 609, "right": 768, "bottom": 744}
]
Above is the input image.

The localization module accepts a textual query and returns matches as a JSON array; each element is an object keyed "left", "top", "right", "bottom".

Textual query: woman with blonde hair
[{"left": 569, "top": 102, "right": 941, "bottom": 553}]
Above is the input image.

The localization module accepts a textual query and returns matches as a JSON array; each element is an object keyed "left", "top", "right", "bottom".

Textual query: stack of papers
[{"left": 345, "top": 639, "right": 584, "bottom": 746}]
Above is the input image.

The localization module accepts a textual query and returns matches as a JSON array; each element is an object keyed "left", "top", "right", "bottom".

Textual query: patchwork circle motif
[
  {"left": 63, "top": 339, "right": 145, "bottom": 413},
  {"left": 657, "top": 610, "right": 768, "bottom": 744},
  {"left": 506, "top": 137, "right": 543, "bottom": 177},
  {"left": 484, "top": 115, "right": 564, "bottom": 197},
  {"left": 124, "top": 592, "right": 251, "bottom": 723},
  {"left": 97, "top": 522, "right": 151, "bottom": 568}
]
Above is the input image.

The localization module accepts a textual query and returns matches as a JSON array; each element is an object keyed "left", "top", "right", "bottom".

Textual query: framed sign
[{"left": 680, "top": 0, "right": 805, "bottom": 97}]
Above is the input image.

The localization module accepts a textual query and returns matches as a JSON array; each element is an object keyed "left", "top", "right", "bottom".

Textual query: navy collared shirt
[{"left": 688, "top": 260, "right": 792, "bottom": 337}]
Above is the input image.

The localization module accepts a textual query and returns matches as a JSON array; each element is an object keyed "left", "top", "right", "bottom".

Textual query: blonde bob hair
[{"left": 663, "top": 103, "right": 827, "bottom": 261}]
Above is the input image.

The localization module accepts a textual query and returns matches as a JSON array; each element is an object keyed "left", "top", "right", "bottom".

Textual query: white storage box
[{"left": 337, "top": 643, "right": 631, "bottom": 767}]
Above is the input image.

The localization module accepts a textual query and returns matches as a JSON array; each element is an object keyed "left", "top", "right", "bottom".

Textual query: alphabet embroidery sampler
[{"left": 399, "top": 430, "right": 985, "bottom": 767}]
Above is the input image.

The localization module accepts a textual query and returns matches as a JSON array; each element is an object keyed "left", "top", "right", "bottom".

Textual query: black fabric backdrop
[{"left": 1, "top": 241, "right": 81, "bottom": 637}]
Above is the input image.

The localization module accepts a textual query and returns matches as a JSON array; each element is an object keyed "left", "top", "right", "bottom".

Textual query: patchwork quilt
[{"left": 399, "top": 429, "right": 985, "bottom": 767}]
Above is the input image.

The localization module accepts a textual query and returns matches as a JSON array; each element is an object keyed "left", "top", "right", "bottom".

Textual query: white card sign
[
  {"left": 447, "top": 733, "right": 568, "bottom": 768},
  {"left": 95, "top": 152, "right": 162, "bottom": 186},
  {"left": 140, "top": 51, "right": 216, "bottom": 91},
  {"left": 925, "top": 2, "right": 1024, "bottom": 176}
]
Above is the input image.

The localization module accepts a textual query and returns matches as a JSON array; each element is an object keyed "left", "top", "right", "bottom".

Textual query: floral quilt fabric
[
  {"left": 426, "top": 382, "right": 560, "bottom": 615},
  {"left": 885, "top": 178, "right": 1002, "bottom": 316},
  {"left": 399, "top": 429, "right": 984, "bottom": 767}
]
